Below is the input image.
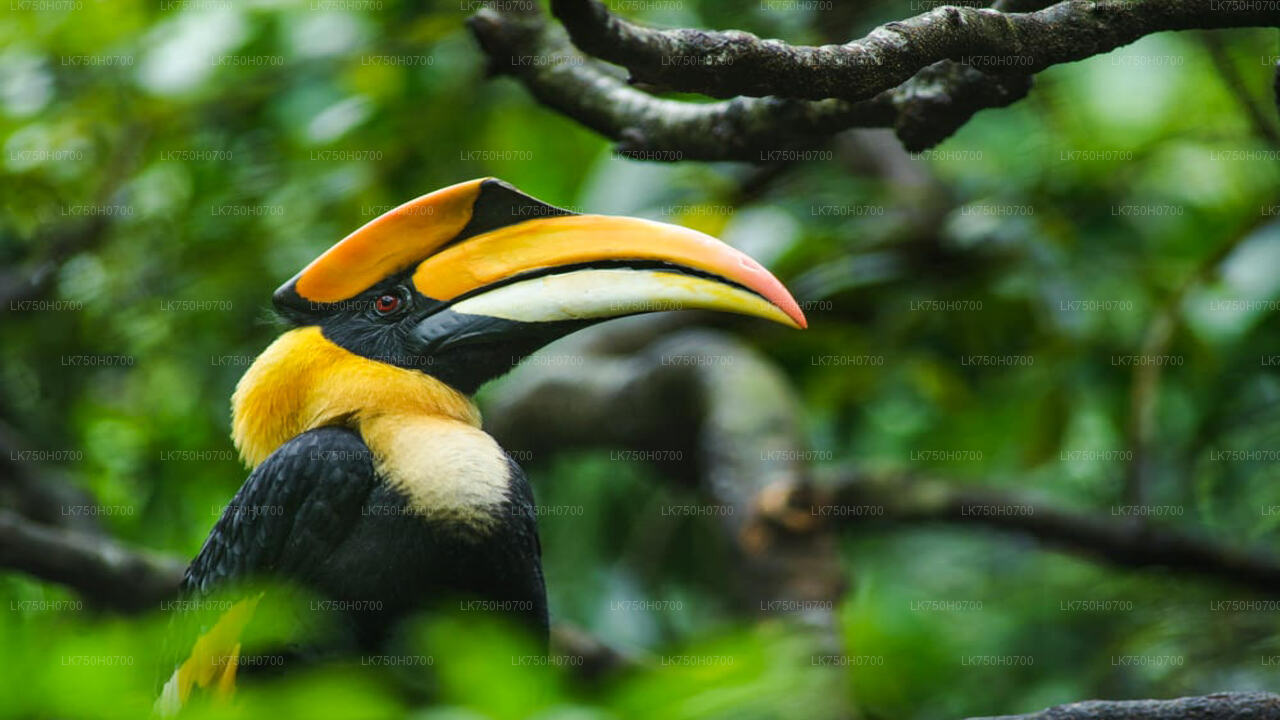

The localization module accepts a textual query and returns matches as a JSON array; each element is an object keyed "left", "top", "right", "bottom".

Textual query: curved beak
[
  {"left": 410, "top": 213, "right": 807, "bottom": 330},
  {"left": 271, "top": 178, "right": 806, "bottom": 393},
  {"left": 271, "top": 178, "right": 805, "bottom": 393}
]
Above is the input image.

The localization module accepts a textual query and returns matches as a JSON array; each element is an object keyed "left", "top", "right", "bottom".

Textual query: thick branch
[
  {"left": 552, "top": 0, "right": 1280, "bottom": 102},
  {"left": 469, "top": 8, "right": 886, "bottom": 159},
  {"left": 467, "top": 7, "right": 1029, "bottom": 157},
  {"left": 781, "top": 473, "right": 1280, "bottom": 595},
  {"left": 967, "top": 692, "right": 1280, "bottom": 720},
  {"left": 0, "top": 508, "right": 183, "bottom": 613}
]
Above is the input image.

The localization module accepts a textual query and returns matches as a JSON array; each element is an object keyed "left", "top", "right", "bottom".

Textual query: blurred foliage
[{"left": 3, "top": 0, "right": 1280, "bottom": 718}]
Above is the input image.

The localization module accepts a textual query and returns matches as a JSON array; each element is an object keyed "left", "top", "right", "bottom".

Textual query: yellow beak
[{"left": 278, "top": 178, "right": 806, "bottom": 330}]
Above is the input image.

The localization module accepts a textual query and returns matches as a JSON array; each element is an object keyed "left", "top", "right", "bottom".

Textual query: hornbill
[{"left": 158, "top": 178, "right": 805, "bottom": 712}]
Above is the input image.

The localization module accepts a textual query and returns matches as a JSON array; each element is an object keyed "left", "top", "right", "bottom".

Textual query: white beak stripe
[{"left": 447, "top": 268, "right": 797, "bottom": 328}]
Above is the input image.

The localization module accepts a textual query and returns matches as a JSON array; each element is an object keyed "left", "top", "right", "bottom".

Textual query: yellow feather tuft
[
  {"left": 231, "top": 326, "right": 480, "bottom": 468},
  {"left": 156, "top": 597, "right": 259, "bottom": 716}
]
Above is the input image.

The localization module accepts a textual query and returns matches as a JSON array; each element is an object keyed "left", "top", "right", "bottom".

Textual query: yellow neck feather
[{"left": 231, "top": 326, "right": 480, "bottom": 468}]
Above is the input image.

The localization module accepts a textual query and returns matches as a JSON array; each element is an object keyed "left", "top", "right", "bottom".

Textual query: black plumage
[{"left": 181, "top": 426, "right": 547, "bottom": 660}]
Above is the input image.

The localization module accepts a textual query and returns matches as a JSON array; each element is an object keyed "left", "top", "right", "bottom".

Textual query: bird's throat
[{"left": 231, "top": 326, "right": 481, "bottom": 468}]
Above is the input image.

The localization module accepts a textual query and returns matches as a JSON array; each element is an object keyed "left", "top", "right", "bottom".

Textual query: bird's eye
[{"left": 373, "top": 293, "right": 402, "bottom": 316}]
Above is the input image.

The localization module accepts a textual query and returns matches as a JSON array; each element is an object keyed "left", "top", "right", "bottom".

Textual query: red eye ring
[{"left": 373, "top": 293, "right": 401, "bottom": 315}]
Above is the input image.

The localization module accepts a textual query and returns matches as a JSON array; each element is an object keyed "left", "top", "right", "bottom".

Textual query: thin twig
[{"left": 1202, "top": 31, "right": 1280, "bottom": 147}]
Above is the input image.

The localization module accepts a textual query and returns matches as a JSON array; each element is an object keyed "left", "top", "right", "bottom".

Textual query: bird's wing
[
  {"left": 157, "top": 426, "right": 376, "bottom": 715},
  {"left": 184, "top": 425, "right": 375, "bottom": 593}
]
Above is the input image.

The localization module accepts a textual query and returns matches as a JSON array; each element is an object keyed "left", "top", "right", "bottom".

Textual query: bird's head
[{"left": 271, "top": 178, "right": 806, "bottom": 394}]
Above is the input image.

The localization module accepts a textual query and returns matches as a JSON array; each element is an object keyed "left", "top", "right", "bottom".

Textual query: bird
[{"left": 157, "top": 177, "right": 806, "bottom": 713}]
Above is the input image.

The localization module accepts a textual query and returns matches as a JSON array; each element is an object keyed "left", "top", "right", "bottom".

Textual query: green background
[{"left": 2, "top": 1, "right": 1279, "bottom": 718}]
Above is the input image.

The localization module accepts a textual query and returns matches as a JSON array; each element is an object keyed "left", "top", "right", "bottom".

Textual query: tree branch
[
  {"left": 467, "top": 6, "right": 1030, "bottom": 157},
  {"left": 0, "top": 508, "right": 183, "bottom": 613},
  {"left": 775, "top": 472, "right": 1280, "bottom": 595},
  {"left": 1202, "top": 31, "right": 1280, "bottom": 147},
  {"left": 551, "top": 0, "right": 1280, "bottom": 102},
  {"left": 1122, "top": 212, "right": 1272, "bottom": 510},
  {"left": 966, "top": 692, "right": 1280, "bottom": 720},
  {"left": 469, "top": 7, "right": 887, "bottom": 159}
]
